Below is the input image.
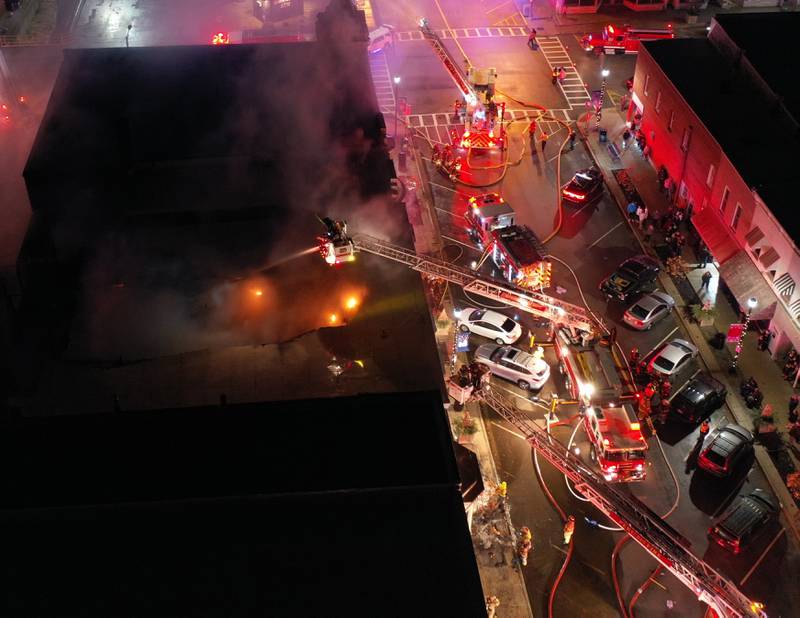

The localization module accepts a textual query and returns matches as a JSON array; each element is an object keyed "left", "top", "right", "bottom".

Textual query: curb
[{"left": 577, "top": 118, "right": 800, "bottom": 548}]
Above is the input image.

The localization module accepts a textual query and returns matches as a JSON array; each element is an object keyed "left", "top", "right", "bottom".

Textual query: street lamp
[
  {"left": 393, "top": 76, "right": 401, "bottom": 142},
  {"left": 595, "top": 68, "right": 610, "bottom": 132},
  {"left": 730, "top": 296, "right": 757, "bottom": 373}
]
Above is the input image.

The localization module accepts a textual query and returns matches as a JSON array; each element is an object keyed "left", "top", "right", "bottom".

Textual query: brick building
[{"left": 630, "top": 12, "right": 800, "bottom": 357}]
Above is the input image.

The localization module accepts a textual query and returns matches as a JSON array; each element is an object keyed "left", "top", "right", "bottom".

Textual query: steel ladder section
[
  {"left": 478, "top": 386, "right": 765, "bottom": 618},
  {"left": 353, "top": 234, "right": 594, "bottom": 333},
  {"left": 419, "top": 25, "right": 474, "bottom": 100}
]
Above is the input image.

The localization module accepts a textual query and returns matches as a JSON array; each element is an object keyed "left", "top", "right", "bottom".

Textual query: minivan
[{"left": 708, "top": 489, "right": 779, "bottom": 554}]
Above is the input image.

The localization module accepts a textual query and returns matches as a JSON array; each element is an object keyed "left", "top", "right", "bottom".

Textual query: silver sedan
[{"left": 623, "top": 291, "right": 675, "bottom": 330}]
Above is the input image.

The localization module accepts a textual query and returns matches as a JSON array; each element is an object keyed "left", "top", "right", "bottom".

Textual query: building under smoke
[{"left": 0, "top": 2, "right": 485, "bottom": 615}]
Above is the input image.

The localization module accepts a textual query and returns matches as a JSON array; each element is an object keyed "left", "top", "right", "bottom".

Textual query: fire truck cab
[
  {"left": 554, "top": 329, "right": 646, "bottom": 481},
  {"left": 465, "top": 193, "right": 515, "bottom": 245},
  {"left": 584, "top": 404, "right": 647, "bottom": 482},
  {"left": 581, "top": 24, "right": 674, "bottom": 55}
]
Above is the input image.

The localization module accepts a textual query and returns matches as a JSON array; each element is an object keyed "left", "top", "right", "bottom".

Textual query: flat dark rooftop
[
  {"left": 713, "top": 12, "right": 800, "bottom": 121},
  {"left": 0, "top": 393, "right": 485, "bottom": 616},
  {"left": 644, "top": 38, "right": 800, "bottom": 240}
]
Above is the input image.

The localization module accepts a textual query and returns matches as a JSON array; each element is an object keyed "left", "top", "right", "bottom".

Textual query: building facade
[{"left": 631, "top": 13, "right": 800, "bottom": 357}]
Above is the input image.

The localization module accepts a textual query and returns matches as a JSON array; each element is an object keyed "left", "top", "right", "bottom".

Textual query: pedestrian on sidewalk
[
  {"left": 486, "top": 595, "right": 501, "bottom": 618},
  {"left": 627, "top": 201, "right": 638, "bottom": 222},
  {"left": 622, "top": 128, "right": 631, "bottom": 150},
  {"left": 637, "top": 205, "right": 649, "bottom": 230},
  {"left": 568, "top": 129, "right": 576, "bottom": 151},
  {"left": 757, "top": 329, "right": 773, "bottom": 351},
  {"left": 789, "top": 394, "right": 800, "bottom": 423},
  {"left": 540, "top": 131, "right": 549, "bottom": 154},
  {"left": 563, "top": 515, "right": 575, "bottom": 545},
  {"left": 700, "top": 271, "right": 712, "bottom": 291},
  {"left": 697, "top": 246, "right": 709, "bottom": 269},
  {"left": 558, "top": 66, "right": 567, "bottom": 85},
  {"left": 643, "top": 222, "right": 655, "bottom": 245}
]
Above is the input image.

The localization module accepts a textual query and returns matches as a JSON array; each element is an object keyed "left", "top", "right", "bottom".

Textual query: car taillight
[{"left": 562, "top": 189, "right": 585, "bottom": 201}]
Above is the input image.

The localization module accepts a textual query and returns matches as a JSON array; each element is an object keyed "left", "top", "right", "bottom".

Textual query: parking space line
[
  {"left": 586, "top": 221, "right": 622, "bottom": 249},
  {"left": 739, "top": 528, "right": 785, "bottom": 586},
  {"left": 643, "top": 326, "right": 680, "bottom": 360}
]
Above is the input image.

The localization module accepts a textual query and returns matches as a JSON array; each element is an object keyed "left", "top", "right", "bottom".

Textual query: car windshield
[
  {"left": 501, "top": 318, "right": 516, "bottom": 332},
  {"left": 470, "top": 309, "right": 486, "bottom": 320},
  {"left": 621, "top": 263, "right": 645, "bottom": 277},
  {"left": 673, "top": 342, "right": 693, "bottom": 354},
  {"left": 605, "top": 449, "right": 646, "bottom": 461},
  {"left": 629, "top": 304, "right": 649, "bottom": 319},
  {"left": 574, "top": 173, "right": 593, "bottom": 189},
  {"left": 705, "top": 449, "right": 728, "bottom": 466},
  {"left": 655, "top": 356, "right": 675, "bottom": 371}
]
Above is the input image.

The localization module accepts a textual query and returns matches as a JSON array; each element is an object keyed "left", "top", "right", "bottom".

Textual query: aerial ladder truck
[
  {"left": 317, "top": 218, "right": 767, "bottom": 618},
  {"left": 418, "top": 18, "right": 507, "bottom": 176}
]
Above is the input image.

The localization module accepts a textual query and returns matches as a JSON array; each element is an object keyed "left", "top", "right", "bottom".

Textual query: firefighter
[
  {"left": 657, "top": 397, "right": 670, "bottom": 424},
  {"left": 699, "top": 420, "right": 710, "bottom": 438},
  {"left": 660, "top": 379, "right": 672, "bottom": 401},
  {"left": 551, "top": 67, "right": 559, "bottom": 85},
  {"left": 453, "top": 99, "right": 462, "bottom": 121},
  {"left": 563, "top": 515, "right": 575, "bottom": 545},
  {"left": 518, "top": 526, "right": 532, "bottom": 566},
  {"left": 528, "top": 119, "right": 537, "bottom": 140},
  {"left": 644, "top": 381, "right": 657, "bottom": 401},
  {"left": 629, "top": 347, "right": 640, "bottom": 367},
  {"left": 486, "top": 596, "right": 501, "bottom": 618}
]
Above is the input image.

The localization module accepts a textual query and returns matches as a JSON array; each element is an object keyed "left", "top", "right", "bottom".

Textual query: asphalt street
[{"left": 374, "top": 0, "right": 796, "bottom": 614}]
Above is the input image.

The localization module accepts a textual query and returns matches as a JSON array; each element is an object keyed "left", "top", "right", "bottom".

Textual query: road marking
[
  {"left": 587, "top": 221, "right": 623, "bottom": 249},
  {"left": 486, "top": 0, "right": 513, "bottom": 13},
  {"left": 643, "top": 326, "right": 680, "bottom": 360},
  {"left": 430, "top": 181, "right": 457, "bottom": 193},
  {"left": 535, "top": 37, "right": 591, "bottom": 108},
  {"left": 491, "top": 420, "right": 527, "bottom": 441},
  {"left": 395, "top": 26, "right": 528, "bottom": 41},
  {"left": 739, "top": 527, "right": 785, "bottom": 586}
]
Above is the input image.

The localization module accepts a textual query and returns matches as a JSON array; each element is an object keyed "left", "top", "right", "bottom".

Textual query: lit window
[
  {"left": 731, "top": 203, "right": 742, "bottom": 231},
  {"left": 719, "top": 187, "right": 729, "bottom": 213},
  {"left": 644, "top": 74, "right": 650, "bottom": 96},
  {"left": 668, "top": 110, "right": 675, "bottom": 131},
  {"left": 706, "top": 164, "right": 715, "bottom": 188},
  {"left": 655, "top": 91, "right": 662, "bottom": 113}
]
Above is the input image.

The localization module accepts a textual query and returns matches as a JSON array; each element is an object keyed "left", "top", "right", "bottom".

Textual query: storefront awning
[
  {"left": 718, "top": 251, "right": 778, "bottom": 320},
  {"left": 691, "top": 207, "right": 739, "bottom": 265}
]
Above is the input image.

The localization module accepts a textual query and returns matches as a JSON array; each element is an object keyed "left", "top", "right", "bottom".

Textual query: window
[
  {"left": 644, "top": 74, "right": 650, "bottom": 96},
  {"left": 706, "top": 164, "right": 715, "bottom": 188},
  {"left": 719, "top": 187, "right": 730, "bottom": 213},
  {"left": 655, "top": 91, "right": 662, "bottom": 113},
  {"left": 668, "top": 110, "right": 675, "bottom": 132},
  {"left": 681, "top": 127, "right": 691, "bottom": 152},
  {"left": 730, "top": 203, "right": 742, "bottom": 230}
]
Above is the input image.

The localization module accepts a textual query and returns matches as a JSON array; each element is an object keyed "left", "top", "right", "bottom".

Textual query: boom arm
[
  {"left": 419, "top": 20, "right": 476, "bottom": 103},
  {"left": 350, "top": 232, "right": 595, "bottom": 333},
  {"left": 476, "top": 385, "right": 766, "bottom": 618}
]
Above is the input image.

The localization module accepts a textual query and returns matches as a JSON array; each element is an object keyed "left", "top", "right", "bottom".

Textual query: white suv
[
  {"left": 475, "top": 344, "right": 550, "bottom": 391},
  {"left": 368, "top": 25, "right": 395, "bottom": 53}
]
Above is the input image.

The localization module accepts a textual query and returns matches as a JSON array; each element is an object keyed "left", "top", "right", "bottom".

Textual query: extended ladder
[
  {"left": 419, "top": 22, "right": 474, "bottom": 101},
  {"left": 352, "top": 233, "right": 594, "bottom": 332},
  {"left": 477, "top": 385, "right": 766, "bottom": 618}
]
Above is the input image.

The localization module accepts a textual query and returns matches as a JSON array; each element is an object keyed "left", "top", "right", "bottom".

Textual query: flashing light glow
[
  {"left": 602, "top": 438, "right": 610, "bottom": 446},
  {"left": 454, "top": 309, "right": 462, "bottom": 318},
  {"left": 463, "top": 131, "right": 471, "bottom": 137},
  {"left": 254, "top": 289, "right": 263, "bottom": 297},
  {"left": 354, "top": 360, "right": 365, "bottom": 368},
  {"left": 630, "top": 421, "right": 640, "bottom": 431},
  {"left": 636, "top": 463, "right": 644, "bottom": 471},
  {"left": 211, "top": 32, "right": 230, "bottom": 45},
  {"left": 607, "top": 465, "right": 617, "bottom": 472},
  {"left": 345, "top": 296, "right": 359, "bottom": 310},
  {"left": 489, "top": 130, "right": 494, "bottom": 138},
  {"left": 580, "top": 383, "right": 595, "bottom": 398},
  {"left": 562, "top": 189, "right": 586, "bottom": 200},
  {"left": 608, "top": 25, "right": 615, "bottom": 34},
  {"left": 470, "top": 261, "right": 478, "bottom": 269},
  {"left": 18, "top": 96, "right": 26, "bottom": 103},
  {"left": 573, "top": 446, "right": 581, "bottom": 455},
  {"left": 329, "top": 313, "right": 338, "bottom": 324}
]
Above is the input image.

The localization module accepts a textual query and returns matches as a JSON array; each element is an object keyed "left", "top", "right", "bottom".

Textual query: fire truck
[
  {"left": 465, "top": 194, "right": 552, "bottom": 289},
  {"left": 316, "top": 219, "right": 768, "bottom": 618},
  {"left": 554, "top": 328, "right": 646, "bottom": 481},
  {"left": 581, "top": 23, "right": 674, "bottom": 55}
]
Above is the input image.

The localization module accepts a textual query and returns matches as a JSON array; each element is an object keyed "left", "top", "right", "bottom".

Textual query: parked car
[
  {"left": 458, "top": 307, "right": 522, "bottom": 344},
  {"left": 671, "top": 373, "right": 726, "bottom": 423},
  {"left": 599, "top": 255, "right": 659, "bottom": 301},
  {"left": 697, "top": 423, "right": 755, "bottom": 477},
  {"left": 368, "top": 25, "right": 395, "bottom": 53},
  {"left": 623, "top": 291, "right": 674, "bottom": 330},
  {"left": 649, "top": 339, "right": 698, "bottom": 377},
  {"left": 561, "top": 167, "right": 604, "bottom": 206},
  {"left": 708, "top": 489, "right": 779, "bottom": 554},
  {"left": 474, "top": 343, "right": 550, "bottom": 390}
]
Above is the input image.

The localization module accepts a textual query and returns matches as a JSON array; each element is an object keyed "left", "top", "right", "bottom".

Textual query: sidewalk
[
  {"left": 393, "top": 143, "right": 534, "bottom": 617},
  {"left": 577, "top": 107, "right": 800, "bottom": 546}
]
